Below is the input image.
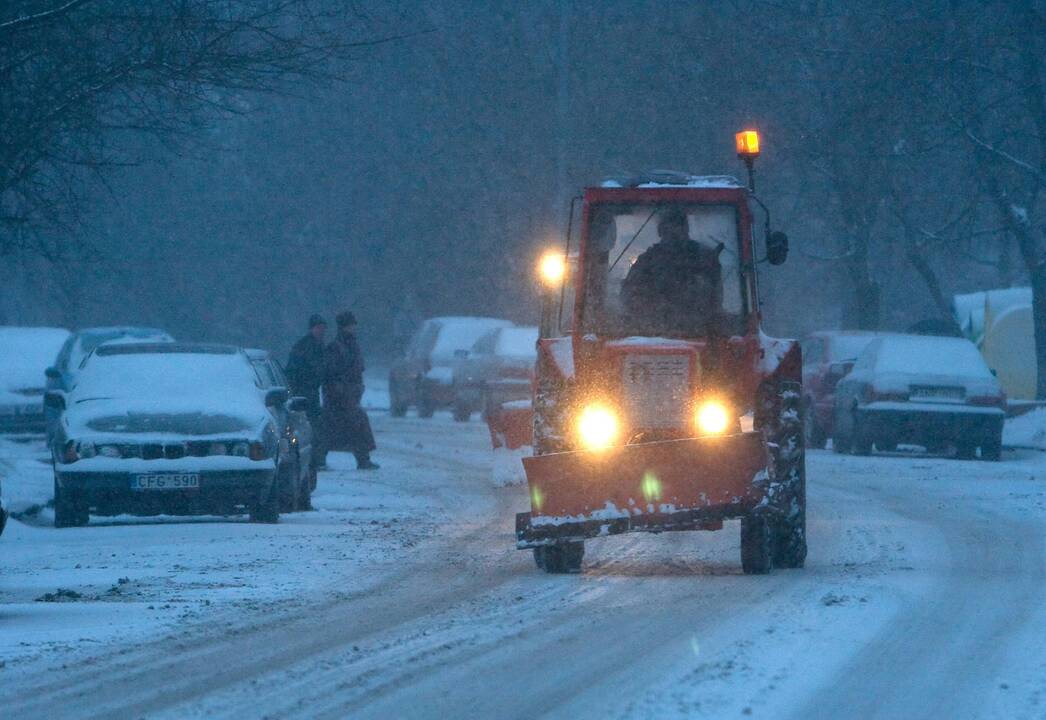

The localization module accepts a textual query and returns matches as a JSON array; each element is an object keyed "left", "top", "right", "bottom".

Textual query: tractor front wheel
[
  {"left": 533, "top": 542, "right": 584, "bottom": 574},
  {"left": 758, "top": 380, "right": 808, "bottom": 570}
]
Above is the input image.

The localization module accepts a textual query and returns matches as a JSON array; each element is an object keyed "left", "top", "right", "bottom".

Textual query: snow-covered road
[{"left": 4, "top": 413, "right": 1046, "bottom": 719}]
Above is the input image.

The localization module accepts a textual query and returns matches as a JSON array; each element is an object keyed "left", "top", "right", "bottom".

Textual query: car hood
[{"left": 63, "top": 397, "right": 269, "bottom": 440}]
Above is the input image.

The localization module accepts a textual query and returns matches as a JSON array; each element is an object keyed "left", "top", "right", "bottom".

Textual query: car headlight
[
  {"left": 695, "top": 400, "right": 731, "bottom": 435},
  {"left": 208, "top": 443, "right": 228, "bottom": 456},
  {"left": 576, "top": 404, "right": 619, "bottom": 452},
  {"left": 231, "top": 442, "right": 250, "bottom": 457}
]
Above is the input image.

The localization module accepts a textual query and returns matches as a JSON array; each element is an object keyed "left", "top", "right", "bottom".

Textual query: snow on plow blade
[{"left": 517, "top": 432, "right": 770, "bottom": 547}]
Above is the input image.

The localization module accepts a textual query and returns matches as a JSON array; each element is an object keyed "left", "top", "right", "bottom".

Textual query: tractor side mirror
[
  {"left": 265, "top": 388, "right": 290, "bottom": 408},
  {"left": 766, "top": 231, "right": 789, "bottom": 265},
  {"left": 44, "top": 391, "right": 65, "bottom": 411},
  {"left": 45, "top": 366, "right": 61, "bottom": 381}
]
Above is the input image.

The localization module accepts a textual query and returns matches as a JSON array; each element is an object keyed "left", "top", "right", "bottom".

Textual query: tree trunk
[
  {"left": 1030, "top": 268, "right": 1046, "bottom": 399},
  {"left": 844, "top": 223, "right": 880, "bottom": 330}
]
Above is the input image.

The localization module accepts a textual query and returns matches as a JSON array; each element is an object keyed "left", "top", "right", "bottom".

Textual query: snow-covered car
[
  {"left": 389, "top": 316, "right": 513, "bottom": 418},
  {"left": 0, "top": 326, "right": 71, "bottom": 435},
  {"left": 48, "top": 343, "right": 285, "bottom": 527},
  {"left": 45, "top": 326, "right": 174, "bottom": 440},
  {"left": 451, "top": 325, "right": 538, "bottom": 422},
  {"left": 832, "top": 334, "right": 1006, "bottom": 459},
  {"left": 800, "top": 330, "right": 891, "bottom": 448},
  {"left": 245, "top": 348, "right": 315, "bottom": 511}
]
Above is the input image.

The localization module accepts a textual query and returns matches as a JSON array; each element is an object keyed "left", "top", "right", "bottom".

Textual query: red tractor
[{"left": 516, "top": 131, "right": 806, "bottom": 574}]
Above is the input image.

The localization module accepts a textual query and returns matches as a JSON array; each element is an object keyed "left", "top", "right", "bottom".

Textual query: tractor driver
[{"left": 620, "top": 207, "right": 724, "bottom": 335}]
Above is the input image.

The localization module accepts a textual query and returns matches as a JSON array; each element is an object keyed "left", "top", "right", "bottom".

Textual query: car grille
[{"left": 621, "top": 354, "right": 692, "bottom": 430}]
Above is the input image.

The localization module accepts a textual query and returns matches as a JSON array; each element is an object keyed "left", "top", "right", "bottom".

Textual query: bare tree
[{"left": 0, "top": 0, "right": 403, "bottom": 257}]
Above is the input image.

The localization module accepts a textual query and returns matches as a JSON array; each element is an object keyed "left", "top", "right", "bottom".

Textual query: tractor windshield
[{"left": 580, "top": 203, "right": 744, "bottom": 337}]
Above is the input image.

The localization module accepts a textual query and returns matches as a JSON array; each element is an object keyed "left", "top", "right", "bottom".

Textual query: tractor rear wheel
[
  {"left": 758, "top": 380, "right": 808, "bottom": 570},
  {"left": 533, "top": 542, "right": 584, "bottom": 574},
  {"left": 741, "top": 515, "right": 773, "bottom": 575}
]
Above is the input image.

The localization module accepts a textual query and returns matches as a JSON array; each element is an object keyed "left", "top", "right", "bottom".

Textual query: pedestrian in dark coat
[
  {"left": 286, "top": 314, "right": 328, "bottom": 416},
  {"left": 287, "top": 314, "right": 329, "bottom": 470},
  {"left": 324, "top": 311, "right": 379, "bottom": 469}
]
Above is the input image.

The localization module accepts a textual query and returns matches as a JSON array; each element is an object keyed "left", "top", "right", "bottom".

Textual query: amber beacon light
[{"left": 735, "top": 130, "right": 760, "bottom": 158}]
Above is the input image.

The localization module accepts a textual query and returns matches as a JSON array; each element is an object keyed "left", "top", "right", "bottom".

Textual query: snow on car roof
[
  {"left": 600, "top": 171, "right": 743, "bottom": 189},
  {"left": 0, "top": 326, "right": 71, "bottom": 391},
  {"left": 430, "top": 317, "right": 513, "bottom": 360},
  {"left": 871, "top": 335, "right": 992, "bottom": 379},
  {"left": 494, "top": 326, "right": 538, "bottom": 358}
]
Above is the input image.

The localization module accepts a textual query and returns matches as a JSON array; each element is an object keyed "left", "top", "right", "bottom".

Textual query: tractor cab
[{"left": 516, "top": 134, "right": 807, "bottom": 576}]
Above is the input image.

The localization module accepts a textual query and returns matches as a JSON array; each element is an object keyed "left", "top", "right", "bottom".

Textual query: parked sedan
[
  {"left": 800, "top": 330, "right": 891, "bottom": 448},
  {"left": 45, "top": 326, "right": 174, "bottom": 440},
  {"left": 389, "top": 316, "right": 513, "bottom": 418},
  {"left": 245, "top": 348, "right": 315, "bottom": 511},
  {"left": 0, "top": 326, "right": 71, "bottom": 435},
  {"left": 832, "top": 335, "right": 1006, "bottom": 460},
  {"left": 451, "top": 325, "right": 538, "bottom": 421},
  {"left": 48, "top": 343, "right": 285, "bottom": 526}
]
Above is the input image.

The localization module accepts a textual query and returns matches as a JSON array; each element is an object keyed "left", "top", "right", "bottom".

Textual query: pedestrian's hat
[
  {"left": 309, "top": 314, "right": 327, "bottom": 328},
  {"left": 336, "top": 311, "right": 357, "bottom": 327}
]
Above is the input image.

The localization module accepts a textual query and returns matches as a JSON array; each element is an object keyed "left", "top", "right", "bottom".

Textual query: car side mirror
[
  {"left": 827, "top": 361, "right": 854, "bottom": 383},
  {"left": 287, "top": 396, "right": 309, "bottom": 413},
  {"left": 766, "top": 230, "right": 789, "bottom": 266},
  {"left": 45, "top": 366, "right": 61, "bottom": 380},
  {"left": 454, "top": 349, "right": 469, "bottom": 359},
  {"left": 44, "top": 391, "right": 65, "bottom": 411},
  {"left": 265, "top": 388, "right": 290, "bottom": 408}
]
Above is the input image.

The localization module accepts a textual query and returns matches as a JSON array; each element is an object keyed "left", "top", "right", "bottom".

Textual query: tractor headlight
[
  {"left": 577, "top": 404, "right": 619, "bottom": 452},
  {"left": 695, "top": 400, "right": 731, "bottom": 436}
]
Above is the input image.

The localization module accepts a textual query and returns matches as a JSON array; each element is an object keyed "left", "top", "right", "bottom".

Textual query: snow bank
[
  {"left": 1003, "top": 408, "right": 1046, "bottom": 449},
  {"left": 490, "top": 446, "right": 529, "bottom": 487},
  {"left": 0, "top": 326, "right": 70, "bottom": 392}
]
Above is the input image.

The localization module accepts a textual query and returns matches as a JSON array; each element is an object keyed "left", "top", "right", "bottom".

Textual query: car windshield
[
  {"left": 829, "top": 334, "right": 884, "bottom": 362},
  {"left": 580, "top": 203, "right": 744, "bottom": 337},
  {"left": 74, "top": 352, "right": 259, "bottom": 400}
]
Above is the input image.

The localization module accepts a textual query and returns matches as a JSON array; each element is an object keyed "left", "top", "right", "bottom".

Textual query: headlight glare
[
  {"left": 577, "top": 404, "right": 619, "bottom": 452},
  {"left": 696, "top": 400, "right": 731, "bottom": 435}
]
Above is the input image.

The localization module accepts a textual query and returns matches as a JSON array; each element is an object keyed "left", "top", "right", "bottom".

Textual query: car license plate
[
  {"left": 131, "top": 474, "right": 200, "bottom": 491},
  {"left": 911, "top": 386, "right": 964, "bottom": 402}
]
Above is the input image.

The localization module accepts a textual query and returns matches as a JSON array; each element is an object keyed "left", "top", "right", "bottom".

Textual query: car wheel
[
  {"left": 980, "top": 438, "right": 1003, "bottom": 461},
  {"left": 249, "top": 480, "right": 280, "bottom": 523},
  {"left": 53, "top": 477, "right": 88, "bottom": 528},
  {"left": 741, "top": 514, "right": 773, "bottom": 575},
  {"left": 956, "top": 442, "right": 977, "bottom": 460},
  {"left": 277, "top": 455, "right": 300, "bottom": 513},
  {"left": 389, "top": 380, "right": 408, "bottom": 417},
  {"left": 418, "top": 391, "right": 436, "bottom": 419},
  {"left": 803, "top": 399, "right": 827, "bottom": 450},
  {"left": 851, "top": 415, "right": 872, "bottom": 456},
  {"left": 533, "top": 542, "right": 584, "bottom": 574},
  {"left": 452, "top": 398, "right": 472, "bottom": 422}
]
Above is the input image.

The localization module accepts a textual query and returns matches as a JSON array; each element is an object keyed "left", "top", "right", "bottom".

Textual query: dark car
[
  {"left": 832, "top": 334, "right": 1006, "bottom": 459},
  {"left": 47, "top": 343, "right": 287, "bottom": 526},
  {"left": 45, "top": 326, "right": 174, "bottom": 440},
  {"left": 0, "top": 473, "right": 7, "bottom": 537},
  {"left": 389, "top": 316, "right": 513, "bottom": 418},
  {"left": 800, "top": 331, "right": 890, "bottom": 448},
  {"left": 451, "top": 325, "right": 538, "bottom": 422},
  {"left": 0, "top": 326, "right": 70, "bottom": 435},
  {"left": 245, "top": 348, "right": 315, "bottom": 511}
]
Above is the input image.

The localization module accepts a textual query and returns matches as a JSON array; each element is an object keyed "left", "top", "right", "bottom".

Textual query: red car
[{"left": 801, "top": 331, "right": 891, "bottom": 448}]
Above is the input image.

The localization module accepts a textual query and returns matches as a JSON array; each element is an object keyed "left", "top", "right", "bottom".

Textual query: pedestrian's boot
[{"left": 355, "top": 452, "right": 380, "bottom": 470}]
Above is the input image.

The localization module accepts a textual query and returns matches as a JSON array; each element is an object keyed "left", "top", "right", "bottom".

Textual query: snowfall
[{"left": 4, "top": 379, "right": 1046, "bottom": 719}]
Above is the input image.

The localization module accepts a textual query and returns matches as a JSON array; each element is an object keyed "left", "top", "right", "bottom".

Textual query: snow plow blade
[{"left": 517, "top": 432, "right": 769, "bottom": 547}]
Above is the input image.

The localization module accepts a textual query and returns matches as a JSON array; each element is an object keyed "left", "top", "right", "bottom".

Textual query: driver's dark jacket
[
  {"left": 285, "top": 334, "right": 326, "bottom": 416},
  {"left": 620, "top": 239, "right": 722, "bottom": 335}
]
